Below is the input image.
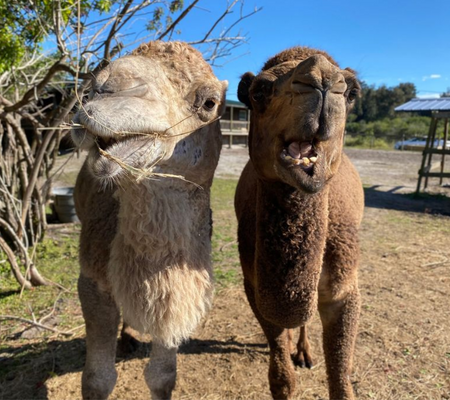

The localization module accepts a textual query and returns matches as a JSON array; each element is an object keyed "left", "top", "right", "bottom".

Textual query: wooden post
[
  {"left": 416, "top": 117, "right": 437, "bottom": 194},
  {"left": 246, "top": 109, "right": 251, "bottom": 147},
  {"left": 424, "top": 118, "right": 438, "bottom": 189},
  {"left": 229, "top": 105, "right": 234, "bottom": 148},
  {"left": 439, "top": 118, "right": 448, "bottom": 185}
]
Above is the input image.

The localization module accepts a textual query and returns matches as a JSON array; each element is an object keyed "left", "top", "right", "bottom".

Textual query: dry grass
[{"left": 1, "top": 179, "right": 450, "bottom": 399}]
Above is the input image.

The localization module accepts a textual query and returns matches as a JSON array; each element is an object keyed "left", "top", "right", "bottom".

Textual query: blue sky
[{"left": 167, "top": 0, "right": 450, "bottom": 101}]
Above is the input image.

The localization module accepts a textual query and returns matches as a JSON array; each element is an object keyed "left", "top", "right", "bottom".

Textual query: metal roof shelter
[
  {"left": 395, "top": 97, "right": 450, "bottom": 113},
  {"left": 395, "top": 98, "right": 450, "bottom": 193}
]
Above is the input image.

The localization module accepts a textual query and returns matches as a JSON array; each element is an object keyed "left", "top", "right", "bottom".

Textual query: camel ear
[
  {"left": 218, "top": 80, "right": 228, "bottom": 116},
  {"left": 342, "top": 68, "right": 361, "bottom": 110},
  {"left": 238, "top": 72, "right": 255, "bottom": 110}
]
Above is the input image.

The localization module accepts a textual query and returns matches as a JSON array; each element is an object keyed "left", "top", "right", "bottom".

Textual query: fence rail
[{"left": 220, "top": 119, "right": 249, "bottom": 132}]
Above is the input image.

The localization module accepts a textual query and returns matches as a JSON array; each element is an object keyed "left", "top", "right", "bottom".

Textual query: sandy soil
[{"left": 3, "top": 146, "right": 450, "bottom": 400}]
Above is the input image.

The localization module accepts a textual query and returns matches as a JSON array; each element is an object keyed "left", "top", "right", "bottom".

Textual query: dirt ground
[{"left": 2, "top": 147, "right": 450, "bottom": 400}]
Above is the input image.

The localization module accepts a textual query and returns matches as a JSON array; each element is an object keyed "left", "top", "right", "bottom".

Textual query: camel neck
[
  {"left": 114, "top": 181, "right": 196, "bottom": 257},
  {"left": 253, "top": 179, "right": 329, "bottom": 316},
  {"left": 256, "top": 178, "right": 329, "bottom": 212}
]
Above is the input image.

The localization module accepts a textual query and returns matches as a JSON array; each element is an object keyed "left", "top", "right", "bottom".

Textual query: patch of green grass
[
  {"left": 211, "top": 177, "right": 238, "bottom": 212},
  {"left": 211, "top": 178, "right": 241, "bottom": 287},
  {"left": 344, "top": 136, "right": 393, "bottom": 150},
  {"left": 383, "top": 211, "right": 450, "bottom": 234},
  {"left": 0, "top": 225, "right": 81, "bottom": 339},
  {"left": 404, "top": 191, "right": 450, "bottom": 202}
]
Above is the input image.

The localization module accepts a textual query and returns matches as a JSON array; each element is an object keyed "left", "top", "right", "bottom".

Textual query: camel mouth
[
  {"left": 96, "top": 136, "right": 119, "bottom": 151},
  {"left": 93, "top": 133, "right": 148, "bottom": 152},
  {"left": 280, "top": 141, "right": 318, "bottom": 175}
]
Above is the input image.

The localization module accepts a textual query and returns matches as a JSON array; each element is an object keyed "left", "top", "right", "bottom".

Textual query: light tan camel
[
  {"left": 235, "top": 47, "right": 364, "bottom": 399},
  {"left": 71, "top": 41, "right": 227, "bottom": 400}
]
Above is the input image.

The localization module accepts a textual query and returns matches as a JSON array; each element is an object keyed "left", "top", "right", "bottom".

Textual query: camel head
[
  {"left": 238, "top": 47, "right": 360, "bottom": 193},
  {"left": 72, "top": 41, "right": 227, "bottom": 187}
]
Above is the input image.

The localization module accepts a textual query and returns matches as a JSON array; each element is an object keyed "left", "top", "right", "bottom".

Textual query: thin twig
[
  {"left": 421, "top": 257, "right": 449, "bottom": 269},
  {"left": 0, "top": 315, "right": 74, "bottom": 337},
  {"left": 157, "top": 0, "right": 200, "bottom": 40}
]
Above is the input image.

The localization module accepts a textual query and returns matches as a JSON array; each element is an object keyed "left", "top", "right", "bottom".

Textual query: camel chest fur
[{"left": 108, "top": 181, "right": 214, "bottom": 348}]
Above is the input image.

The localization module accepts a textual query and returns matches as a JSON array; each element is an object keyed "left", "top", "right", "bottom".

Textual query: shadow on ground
[
  {"left": 364, "top": 185, "right": 450, "bottom": 216},
  {"left": 0, "top": 335, "right": 267, "bottom": 400}
]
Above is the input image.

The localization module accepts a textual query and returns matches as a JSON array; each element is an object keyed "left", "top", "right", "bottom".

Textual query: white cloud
[
  {"left": 422, "top": 74, "right": 442, "bottom": 81},
  {"left": 417, "top": 93, "right": 440, "bottom": 99}
]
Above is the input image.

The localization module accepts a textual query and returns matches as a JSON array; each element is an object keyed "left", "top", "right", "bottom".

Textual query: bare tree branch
[
  {"left": 197, "top": 0, "right": 239, "bottom": 44},
  {"left": 4, "top": 58, "right": 66, "bottom": 112},
  {"left": 0, "top": 315, "right": 75, "bottom": 337},
  {"left": 103, "top": 0, "right": 134, "bottom": 60},
  {"left": 157, "top": 0, "right": 200, "bottom": 40}
]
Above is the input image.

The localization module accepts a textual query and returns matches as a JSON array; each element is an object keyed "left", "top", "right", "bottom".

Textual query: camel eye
[
  {"left": 251, "top": 92, "right": 264, "bottom": 102},
  {"left": 203, "top": 99, "right": 216, "bottom": 111},
  {"left": 347, "top": 88, "right": 358, "bottom": 102}
]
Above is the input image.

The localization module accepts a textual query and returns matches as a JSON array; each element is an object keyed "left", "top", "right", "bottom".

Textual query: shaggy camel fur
[
  {"left": 235, "top": 47, "right": 364, "bottom": 399},
  {"left": 72, "top": 41, "right": 227, "bottom": 400}
]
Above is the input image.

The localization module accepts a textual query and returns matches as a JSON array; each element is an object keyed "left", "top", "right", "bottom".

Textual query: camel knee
[
  {"left": 318, "top": 285, "right": 360, "bottom": 324},
  {"left": 78, "top": 274, "right": 119, "bottom": 324},
  {"left": 318, "top": 267, "right": 360, "bottom": 323},
  {"left": 145, "top": 343, "right": 177, "bottom": 400}
]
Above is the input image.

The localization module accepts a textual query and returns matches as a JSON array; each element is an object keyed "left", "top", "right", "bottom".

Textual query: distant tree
[
  {"left": 346, "top": 81, "right": 426, "bottom": 148},
  {"left": 375, "top": 85, "right": 392, "bottom": 119},
  {"left": 361, "top": 86, "right": 379, "bottom": 121},
  {"left": 350, "top": 81, "right": 416, "bottom": 122},
  {"left": 441, "top": 88, "right": 450, "bottom": 97}
]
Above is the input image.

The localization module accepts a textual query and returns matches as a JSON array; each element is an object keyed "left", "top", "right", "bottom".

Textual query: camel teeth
[
  {"left": 309, "top": 156, "right": 317, "bottom": 163},
  {"left": 282, "top": 153, "right": 306, "bottom": 166},
  {"left": 302, "top": 157, "right": 310, "bottom": 166}
]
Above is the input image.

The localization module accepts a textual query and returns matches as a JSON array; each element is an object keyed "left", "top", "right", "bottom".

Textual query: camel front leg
[
  {"left": 244, "top": 279, "right": 296, "bottom": 400},
  {"left": 144, "top": 341, "right": 178, "bottom": 400},
  {"left": 78, "top": 274, "right": 120, "bottom": 400},
  {"left": 318, "top": 286, "right": 360, "bottom": 400},
  {"left": 318, "top": 222, "right": 361, "bottom": 400}
]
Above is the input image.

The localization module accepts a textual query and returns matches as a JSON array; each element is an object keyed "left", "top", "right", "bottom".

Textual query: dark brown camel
[{"left": 235, "top": 47, "right": 364, "bottom": 400}]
